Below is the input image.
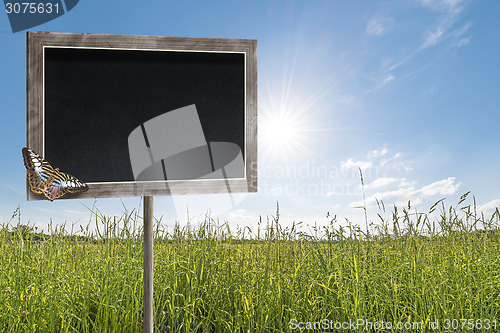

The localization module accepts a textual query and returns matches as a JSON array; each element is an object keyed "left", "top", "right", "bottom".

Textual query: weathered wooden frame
[{"left": 26, "top": 31, "right": 257, "bottom": 200}]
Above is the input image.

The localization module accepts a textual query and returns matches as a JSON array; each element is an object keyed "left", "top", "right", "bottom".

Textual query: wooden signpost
[
  {"left": 143, "top": 196, "right": 154, "bottom": 332},
  {"left": 26, "top": 31, "right": 257, "bottom": 332}
]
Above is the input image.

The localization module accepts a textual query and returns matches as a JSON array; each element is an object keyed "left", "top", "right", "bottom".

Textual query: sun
[
  {"left": 262, "top": 113, "right": 299, "bottom": 148},
  {"left": 259, "top": 39, "right": 338, "bottom": 163},
  {"left": 260, "top": 103, "right": 313, "bottom": 163}
]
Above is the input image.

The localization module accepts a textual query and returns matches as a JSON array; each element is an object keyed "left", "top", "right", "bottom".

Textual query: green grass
[{"left": 2, "top": 194, "right": 500, "bottom": 332}]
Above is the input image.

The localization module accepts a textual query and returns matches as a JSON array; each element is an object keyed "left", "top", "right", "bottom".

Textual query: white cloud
[
  {"left": 366, "top": 16, "right": 394, "bottom": 36},
  {"left": 420, "top": 21, "right": 472, "bottom": 50},
  {"left": 418, "top": 177, "right": 460, "bottom": 196},
  {"left": 453, "top": 21, "right": 473, "bottom": 36},
  {"left": 383, "top": 75, "right": 395, "bottom": 85},
  {"left": 400, "top": 178, "right": 417, "bottom": 187},
  {"left": 368, "top": 147, "right": 389, "bottom": 159},
  {"left": 456, "top": 37, "right": 470, "bottom": 47},
  {"left": 477, "top": 199, "right": 500, "bottom": 217},
  {"left": 227, "top": 209, "right": 257, "bottom": 224},
  {"left": 363, "top": 177, "right": 400, "bottom": 189},
  {"left": 340, "top": 158, "right": 372, "bottom": 172},
  {"left": 351, "top": 186, "right": 419, "bottom": 208},
  {"left": 364, "top": 74, "right": 396, "bottom": 94},
  {"left": 450, "top": 22, "right": 473, "bottom": 47},
  {"left": 363, "top": 177, "right": 412, "bottom": 190},
  {"left": 422, "top": 26, "right": 445, "bottom": 48},
  {"left": 348, "top": 149, "right": 410, "bottom": 174},
  {"left": 386, "top": 1, "right": 471, "bottom": 72},
  {"left": 388, "top": 56, "right": 412, "bottom": 71},
  {"left": 381, "top": 153, "right": 413, "bottom": 171},
  {"left": 350, "top": 177, "right": 460, "bottom": 208},
  {"left": 361, "top": 172, "right": 417, "bottom": 190}
]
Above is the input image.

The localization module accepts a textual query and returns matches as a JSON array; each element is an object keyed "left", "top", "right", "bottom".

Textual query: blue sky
[{"left": 1, "top": 0, "right": 499, "bottom": 234}]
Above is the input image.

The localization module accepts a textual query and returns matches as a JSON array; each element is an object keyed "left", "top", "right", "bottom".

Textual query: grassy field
[{"left": 2, "top": 194, "right": 500, "bottom": 332}]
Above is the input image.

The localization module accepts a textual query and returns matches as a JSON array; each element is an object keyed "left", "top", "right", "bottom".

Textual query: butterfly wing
[
  {"left": 27, "top": 170, "right": 48, "bottom": 194},
  {"left": 22, "top": 147, "right": 56, "bottom": 194},
  {"left": 42, "top": 171, "right": 89, "bottom": 201},
  {"left": 53, "top": 170, "right": 89, "bottom": 194},
  {"left": 22, "top": 147, "right": 89, "bottom": 201},
  {"left": 43, "top": 178, "right": 66, "bottom": 201}
]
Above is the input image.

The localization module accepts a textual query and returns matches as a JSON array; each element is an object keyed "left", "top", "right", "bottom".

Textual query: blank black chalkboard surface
[{"left": 26, "top": 31, "right": 257, "bottom": 200}]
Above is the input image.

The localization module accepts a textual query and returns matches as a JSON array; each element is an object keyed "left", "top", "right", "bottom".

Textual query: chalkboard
[{"left": 26, "top": 32, "right": 257, "bottom": 200}]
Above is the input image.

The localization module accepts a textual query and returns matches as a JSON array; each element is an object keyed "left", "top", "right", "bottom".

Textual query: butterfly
[{"left": 22, "top": 147, "right": 89, "bottom": 201}]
